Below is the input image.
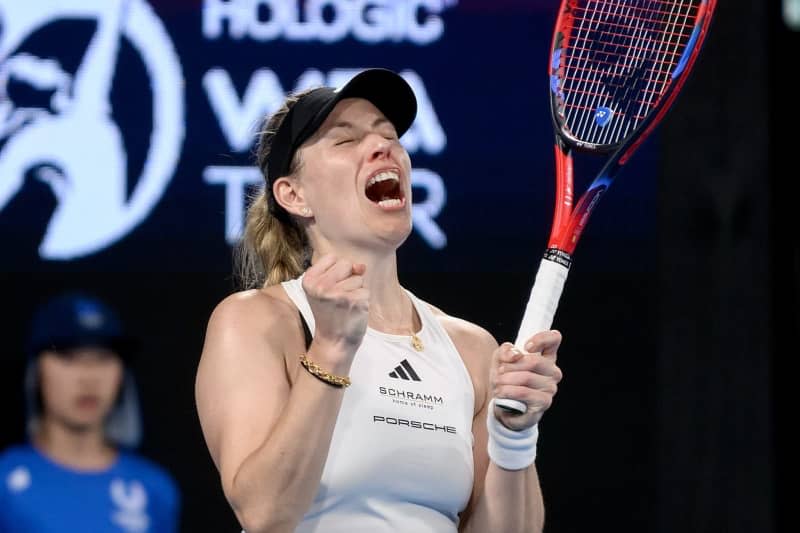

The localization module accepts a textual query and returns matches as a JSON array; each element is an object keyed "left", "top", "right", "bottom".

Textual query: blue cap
[{"left": 26, "top": 292, "right": 137, "bottom": 360}]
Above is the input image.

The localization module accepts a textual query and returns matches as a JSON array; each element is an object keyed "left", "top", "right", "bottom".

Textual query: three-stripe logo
[{"left": 388, "top": 359, "right": 421, "bottom": 381}]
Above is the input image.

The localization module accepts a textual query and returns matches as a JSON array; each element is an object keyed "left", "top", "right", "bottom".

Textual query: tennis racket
[{"left": 497, "top": 0, "right": 717, "bottom": 414}]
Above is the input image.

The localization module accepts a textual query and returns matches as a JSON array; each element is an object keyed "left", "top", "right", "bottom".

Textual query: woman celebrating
[{"left": 195, "top": 68, "right": 563, "bottom": 533}]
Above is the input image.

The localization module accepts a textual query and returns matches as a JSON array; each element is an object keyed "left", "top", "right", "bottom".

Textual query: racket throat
[{"left": 550, "top": 141, "right": 574, "bottom": 246}]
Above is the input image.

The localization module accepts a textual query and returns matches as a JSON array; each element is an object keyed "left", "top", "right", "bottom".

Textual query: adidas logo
[{"left": 388, "top": 359, "right": 421, "bottom": 381}]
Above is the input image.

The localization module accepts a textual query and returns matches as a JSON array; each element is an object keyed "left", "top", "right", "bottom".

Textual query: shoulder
[
  {"left": 0, "top": 444, "right": 40, "bottom": 501},
  {"left": 208, "top": 286, "right": 298, "bottom": 331},
  {"left": 0, "top": 444, "right": 36, "bottom": 472},
  {"left": 197, "top": 283, "right": 304, "bottom": 383},
  {"left": 204, "top": 286, "right": 302, "bottom": 353},
  {"left": 420, "top": 298, "right": 498, "bottom": 370},
  {"left": 0, "top": 444, "right": 38, "bottom": 472},
  {"left": 118, "top": 452, "right": 180, "bottom": 503},
  {"left": 425, "top": 301, "right": 498, "bottom": 355},
  {"left": 419, "top": 299, "right": 497, "bottom": 413}
]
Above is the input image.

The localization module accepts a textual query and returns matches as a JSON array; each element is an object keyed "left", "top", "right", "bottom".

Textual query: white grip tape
[
  {"left": 514, "top": 257, "right": 569, "bottom": 348},
  {"left": 495, "top": 257, "right": 569, "bottom": 414}
]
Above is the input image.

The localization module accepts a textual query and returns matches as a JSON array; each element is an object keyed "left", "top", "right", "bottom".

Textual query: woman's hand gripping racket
[{"left": 497, "top": 0, "right": 717, "bottom": 414}]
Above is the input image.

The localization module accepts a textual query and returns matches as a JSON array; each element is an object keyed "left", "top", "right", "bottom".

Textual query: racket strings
[
  {"left": 568, "top": 0, "right": 693, "bottom": 143},
  {"left": 563, "top": 0, "right": 653, "bottom": 144},
  {"left": 558, "top": 0, "right": 701, "bottom": 146}
]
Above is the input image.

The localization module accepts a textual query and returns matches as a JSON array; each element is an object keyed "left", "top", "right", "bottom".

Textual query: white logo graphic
[
  {"left": 110, "top": 478, "right": 150, "bottom": 532},
  {"left": 0, "top": 0, "right": 184, "bottom": 260},
  {"left": 202, "top": 0, "right": 459, "bottom": 45},
  {"left": 6, "top": 466, "right": 31, "bottom": 493}
]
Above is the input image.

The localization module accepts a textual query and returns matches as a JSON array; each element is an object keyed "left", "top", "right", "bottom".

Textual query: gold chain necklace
[{"left": 373, "top": 305, "right": 424, "bottom": 352}]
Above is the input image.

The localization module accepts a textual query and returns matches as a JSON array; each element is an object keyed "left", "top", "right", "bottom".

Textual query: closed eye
[
  {"left": 380, "top": 128, "right": 399, "bottom": 141},
  {"left": 335, "top": 138, "right": 353, "bottom": 146}
]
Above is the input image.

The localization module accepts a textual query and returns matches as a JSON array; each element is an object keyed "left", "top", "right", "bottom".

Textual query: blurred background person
[{"left": 0, "top": 290, "right": 181, "bottom": 532}]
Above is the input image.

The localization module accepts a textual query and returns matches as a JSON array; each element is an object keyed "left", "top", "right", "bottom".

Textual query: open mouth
[{"left": 365, "top": 170, "right": 405, "bottom": 208}]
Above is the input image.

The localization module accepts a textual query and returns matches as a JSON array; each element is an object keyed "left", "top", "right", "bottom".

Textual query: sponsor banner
[{"left": 0, "top": 0, "right": 656, "bottom": 272}]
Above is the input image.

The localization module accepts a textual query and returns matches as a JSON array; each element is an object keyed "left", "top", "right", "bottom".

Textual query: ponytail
[
  {"left": 234, "top": 188, "right": 308, "bottom": 288},
  {"left": 233, "top": 88, "right": 316, "bottom": 289}
]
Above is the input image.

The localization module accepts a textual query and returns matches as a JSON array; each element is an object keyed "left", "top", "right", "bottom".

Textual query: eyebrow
[{"left": 329, "top": 117, "right": 393, "bottom": 131}]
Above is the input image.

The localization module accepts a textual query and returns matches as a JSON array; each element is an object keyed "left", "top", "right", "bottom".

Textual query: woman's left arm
[{"left": 438, "top": 312, "right": 562, "bottom": 533}]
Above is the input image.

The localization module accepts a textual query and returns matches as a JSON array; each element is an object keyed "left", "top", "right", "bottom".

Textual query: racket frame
[{"left": 496, "top": 0, "right": 716, "bottom": 415}]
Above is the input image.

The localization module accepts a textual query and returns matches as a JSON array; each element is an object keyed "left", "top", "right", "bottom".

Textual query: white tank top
[{"left": 281, "top": 276, "right": 475, "bottom": 533}]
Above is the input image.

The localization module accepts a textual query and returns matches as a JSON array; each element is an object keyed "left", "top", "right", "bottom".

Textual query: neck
[
  {"left": 33, "top": 416, "right": 117, "bottom": 471},
  {"left": 310, "top": 245, "right": 418, "bottom": 335}
]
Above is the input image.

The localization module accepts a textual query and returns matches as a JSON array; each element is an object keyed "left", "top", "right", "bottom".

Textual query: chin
[
  {"left": 62, "top": 418, "right": 104, "bottom": 434},
  {"left": 384, "top": 220, "right": 413, "bottom": 246},
  {"left": 65, "top": 410, "right": 112, "bottom": 431}
]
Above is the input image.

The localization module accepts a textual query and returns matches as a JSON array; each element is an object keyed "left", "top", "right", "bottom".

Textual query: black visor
[{"left": 265, "top": 68, "right": 417, "bottom": 187}]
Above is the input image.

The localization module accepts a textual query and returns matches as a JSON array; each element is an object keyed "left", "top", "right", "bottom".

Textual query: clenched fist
[{"left": 302, "top": 254, "right": 370, "bottom": 369}]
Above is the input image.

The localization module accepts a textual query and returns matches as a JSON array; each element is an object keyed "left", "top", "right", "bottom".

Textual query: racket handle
[{"left": 496, "top": 255, "right": 570, "bottom": 414}]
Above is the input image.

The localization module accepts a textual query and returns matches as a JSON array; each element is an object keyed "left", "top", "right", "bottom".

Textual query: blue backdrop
[
  {"left": 0, "top": 0, "right": 657, "bottom": 275},
  {"left": 0, "top": 3, "right": 666, "bottom": 531}
]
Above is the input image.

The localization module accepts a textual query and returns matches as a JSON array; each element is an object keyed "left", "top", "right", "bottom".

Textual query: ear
[{"left": 272, "top": 177, "right": 313, "bottom": 218}]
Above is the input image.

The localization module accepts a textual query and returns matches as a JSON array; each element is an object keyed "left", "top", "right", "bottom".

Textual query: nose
[{"left": 367, "top": 134, "right": 391, "bottom": 161}]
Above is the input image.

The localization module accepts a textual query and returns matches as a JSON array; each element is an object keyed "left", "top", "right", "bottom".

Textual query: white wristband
[{"left": 486, "top": 399, "right": 539, "bottom": 470}]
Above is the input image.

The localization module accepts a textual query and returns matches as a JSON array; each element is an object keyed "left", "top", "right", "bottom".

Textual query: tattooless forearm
[
  {"left": 227, "top": 355, "right": 350, "bottom": 533},
  {"left": 461, "top": 463, "right": 544, "bottom": 533}
]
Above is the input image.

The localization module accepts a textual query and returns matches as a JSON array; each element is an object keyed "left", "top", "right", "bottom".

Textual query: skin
[
  {"left": 34, "top": 346, "right": 124, "bottom": 470},
  {"left": 195, "top": 98, "right": 563, "bottom": 533}
]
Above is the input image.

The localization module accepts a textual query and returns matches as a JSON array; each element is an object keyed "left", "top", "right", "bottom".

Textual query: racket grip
[{"left": 496, "top": 256, "right": 570, "bottom": 414}]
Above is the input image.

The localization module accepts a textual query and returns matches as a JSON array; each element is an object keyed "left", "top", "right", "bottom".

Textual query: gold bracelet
[{"left": 299, "top": 355, "right": 351, "bottom": 388}]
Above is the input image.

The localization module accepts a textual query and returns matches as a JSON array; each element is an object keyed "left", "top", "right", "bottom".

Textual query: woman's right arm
[{"left": 195, "top": 256, "right": 368, "bottom": 533}]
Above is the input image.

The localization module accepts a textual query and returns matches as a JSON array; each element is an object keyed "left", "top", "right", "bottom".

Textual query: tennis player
[{"left": 195, "top": 68, "right": 563, "bottom": 533}]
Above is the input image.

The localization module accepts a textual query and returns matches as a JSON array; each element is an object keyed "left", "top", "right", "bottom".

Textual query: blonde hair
[{"left": 234, "top": 88, "right": 317, "bottom": 289}]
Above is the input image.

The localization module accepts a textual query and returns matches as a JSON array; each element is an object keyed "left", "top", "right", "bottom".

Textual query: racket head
[{"left": 548, "top": 0, "right": 717, "bottom": 156}]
